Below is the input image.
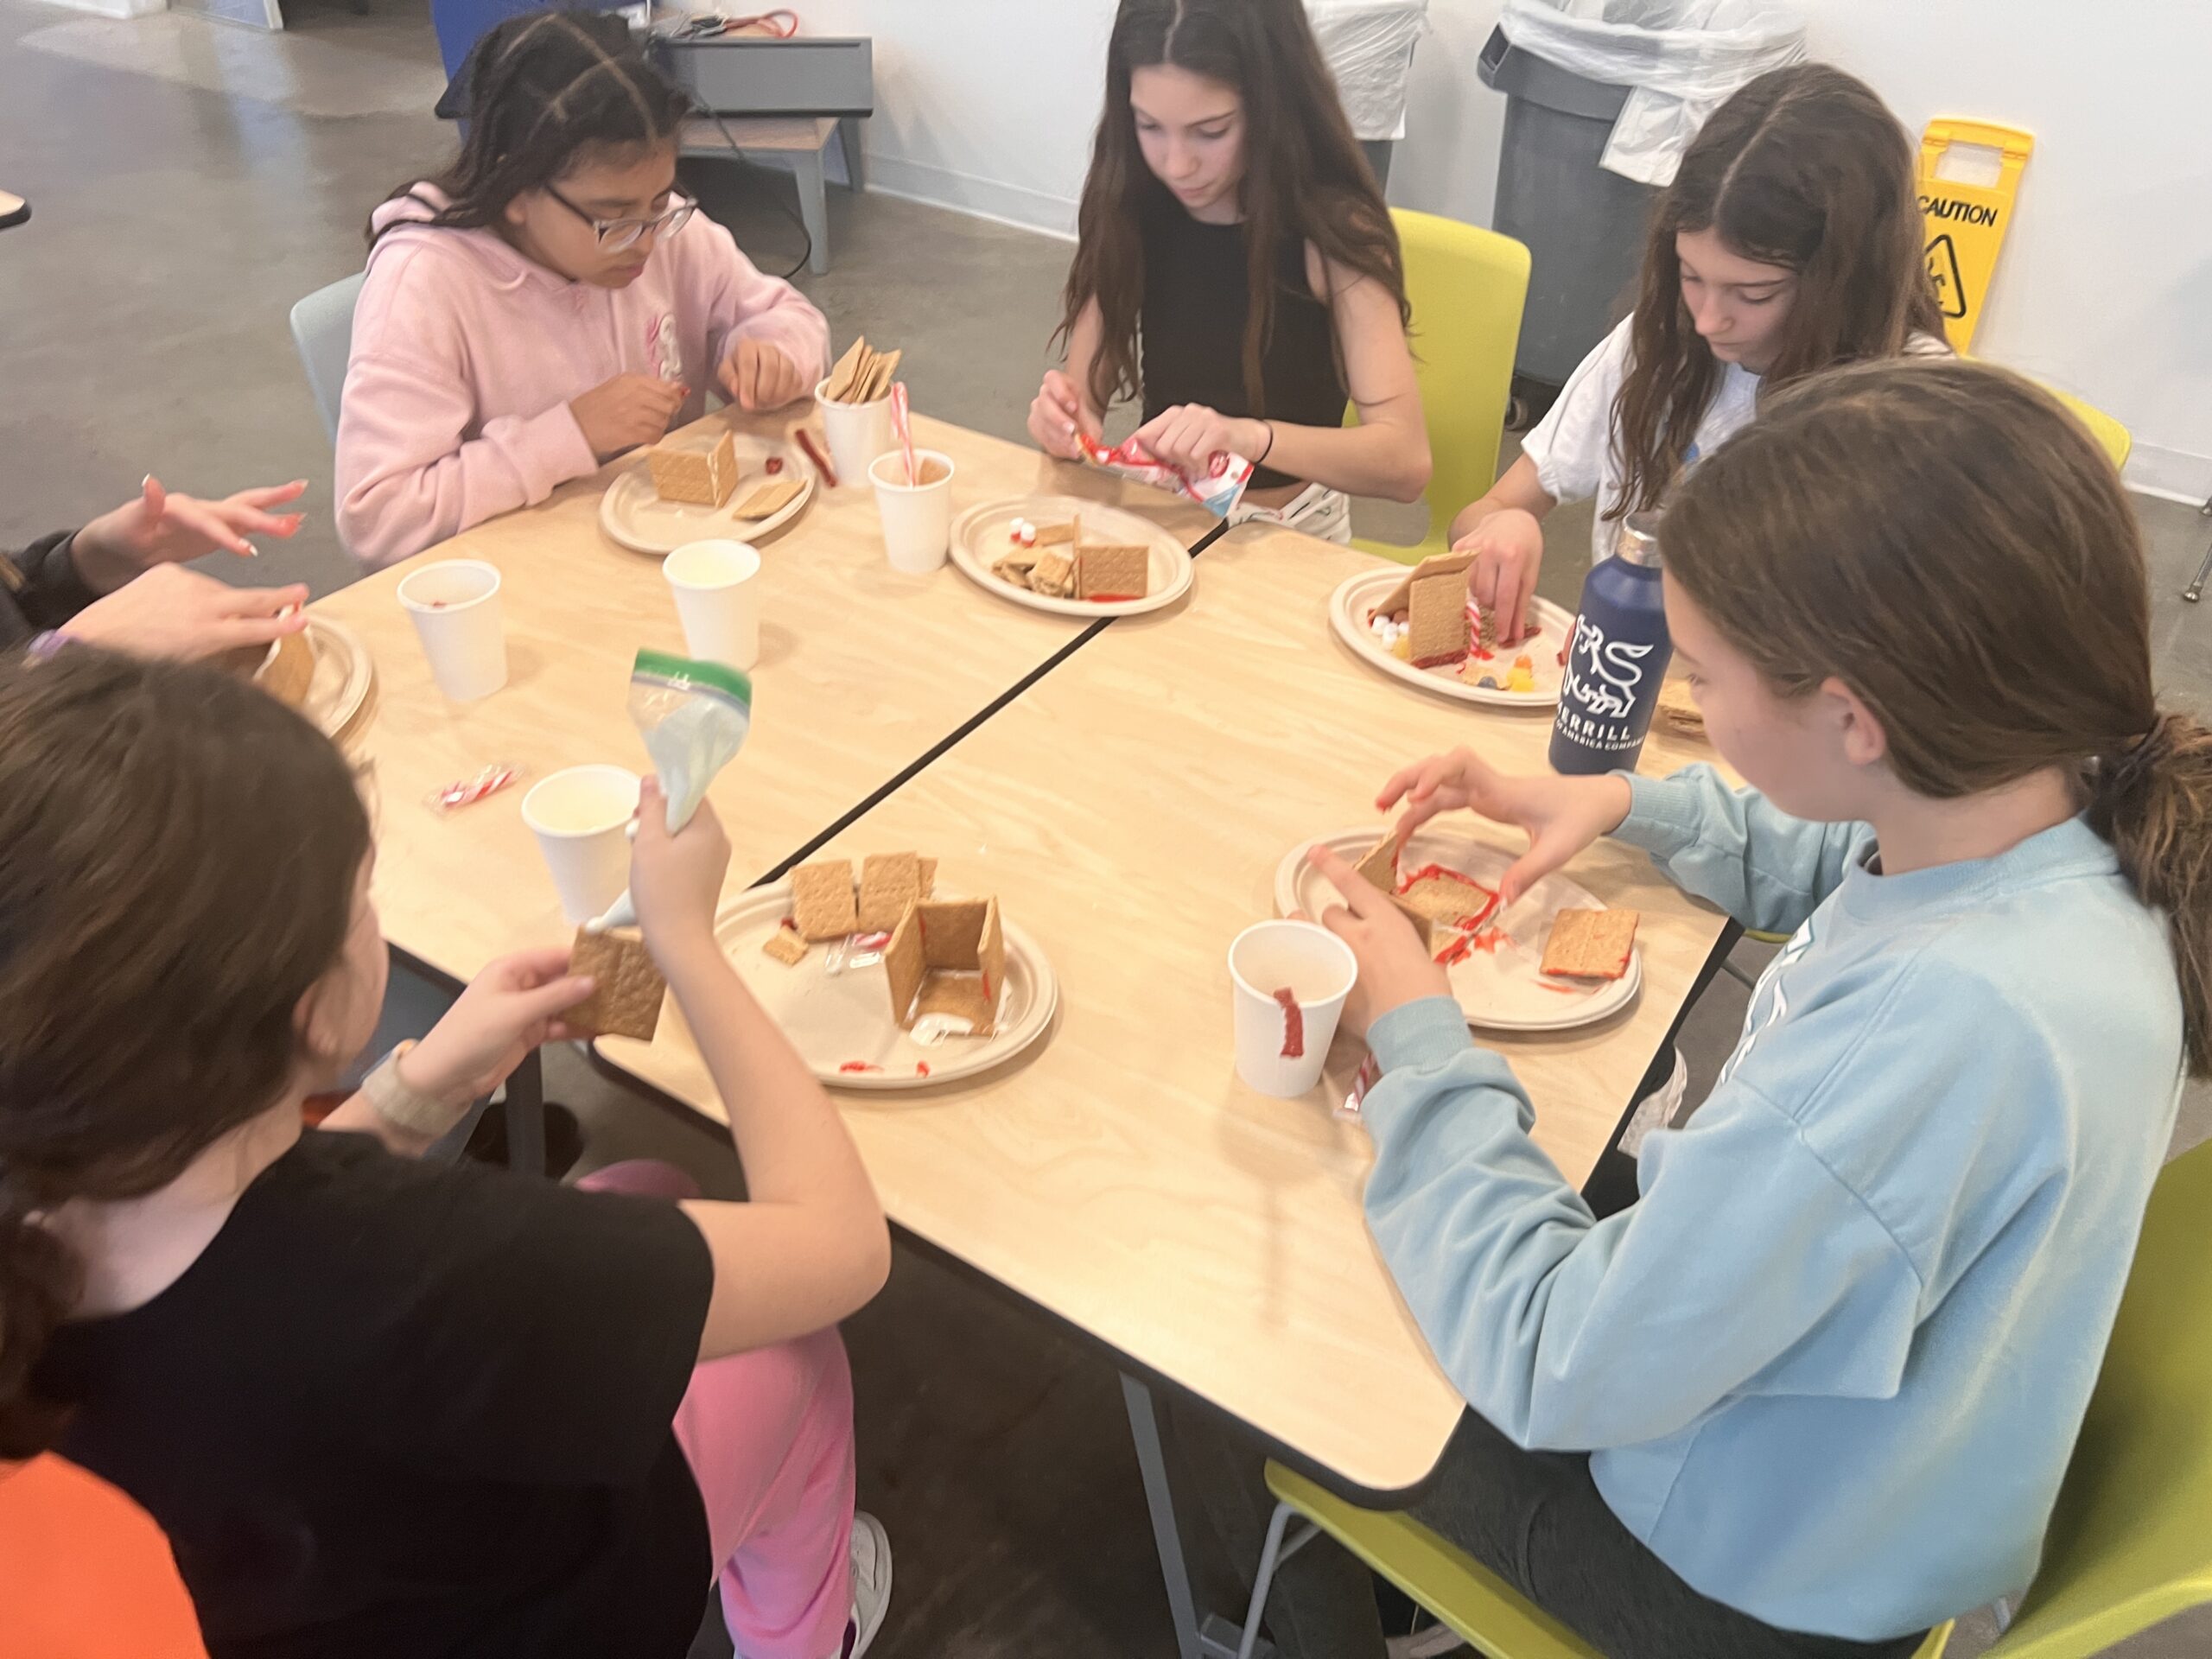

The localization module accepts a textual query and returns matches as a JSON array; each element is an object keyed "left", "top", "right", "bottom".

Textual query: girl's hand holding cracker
[
  {"left": 1027, "top": 370, "right": 1098, "bottom": 461},
  {"left": 63, "top": 565, "right": 308, "bottom": 663},
  {"left": 1453, "top": 507, "right": 1545, "bottom": 646},
  {"left": 1379, "top": 748, "right": 1633, "bottom": 905},
  {"left": 719, "top": 337, "right": 809, "bottom": 412},
  {"left": 404, "top": 947, "right": 597, "bottom": 1109},
  {"left": 630, "top": 778, "right": 732, "bottom": 970},
  {"left": 571, "top": 372, "right": 689, "bottom": 461},
  {"left": 1304, "top": 844, "right": 1449, "bottom": 1039}
]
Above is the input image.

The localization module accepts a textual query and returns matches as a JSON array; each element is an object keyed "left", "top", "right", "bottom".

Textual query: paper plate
[
  {"left": 710, "top": 882, "right": 1058, "bottom": 1091},
  {"left": 950, "top": 494, "right": 1193, "bottom": 618},
  {"left": 1276, "top": 827, "right": 1642, "bottom": 1033},
  {"left": 1329, "top": 569, "right": 1573, "bottom": 709},
  {"left": 296, "top": 617, "right": 374, "bottom": 741},
  {"left": 600, "top": 429, "right": 817, "bottom": 554}
]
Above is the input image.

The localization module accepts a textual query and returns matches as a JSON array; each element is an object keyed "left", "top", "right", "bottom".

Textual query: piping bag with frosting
[{"left": 586, "top": 650, "right": 753, "bottom": 933}]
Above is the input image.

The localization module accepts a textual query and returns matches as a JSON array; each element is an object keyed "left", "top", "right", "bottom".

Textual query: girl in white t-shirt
[{"left": 1455, "top": 63, "right": 1948, "bottom": 641}]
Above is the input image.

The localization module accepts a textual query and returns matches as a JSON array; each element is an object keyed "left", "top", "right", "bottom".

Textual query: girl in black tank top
[
  {"left": 1137, "top": 190, "right": 1344, "bottom": 491},
  {"left": 1033, "top": 0, "right": 1429, "bottom": 515}
]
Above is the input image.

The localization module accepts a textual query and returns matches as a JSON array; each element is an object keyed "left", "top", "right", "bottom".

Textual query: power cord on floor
[{"left": 686, "top": 102, "right": 815, "bottom": 283}]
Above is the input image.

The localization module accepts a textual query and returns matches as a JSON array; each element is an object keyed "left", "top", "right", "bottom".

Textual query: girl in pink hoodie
[{"left": 336, "top": 12, "right": 830, "bottom": 569}]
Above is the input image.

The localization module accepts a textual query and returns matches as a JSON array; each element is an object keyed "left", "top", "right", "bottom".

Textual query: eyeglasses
[{"left": 544, "top": 185, "right": 696, "bottom": 253}]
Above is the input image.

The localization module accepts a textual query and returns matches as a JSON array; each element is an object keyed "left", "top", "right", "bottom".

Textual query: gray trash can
[{"left": 1478, "top": 23, "right": 1659, "bottom": 397}]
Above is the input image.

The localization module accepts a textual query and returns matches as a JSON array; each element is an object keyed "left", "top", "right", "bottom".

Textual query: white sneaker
[
  {"left": 833, "top": 1512, "right": 893, "bottom": 1659},
  {"left": 1386, "top": 1623, "right": 1469, "bottom": 1657}
]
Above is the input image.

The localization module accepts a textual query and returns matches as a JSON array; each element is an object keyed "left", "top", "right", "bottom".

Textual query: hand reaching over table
[
  {"left": 719, "top": 336, "right": 810, "bottom": 413},
  {"left": 1453, "top": 507, "right": 1546, "bottom": 647},
  {"left": 1303, "top": 843, "right": 1449, "bottom": 1039},
  {"left": 571, "top": 373, "right": 688, "bottom": 461},
  {"left": 1376, "top": 747, "right": 1633, "bottom": 906},
  {"left": 61, "top": 565, "right": 308, "bottom": 664},
  {"left": 1131, "top": 403, "right": 1264, "bottom": 476},
  {"left": 1027, "top": 369, "right": 1100, "bottom": 461}
]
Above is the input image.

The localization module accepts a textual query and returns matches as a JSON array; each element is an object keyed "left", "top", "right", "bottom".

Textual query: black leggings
[{"left": 1170, "top": 1399, "right": 1928, "bottom": 1659}]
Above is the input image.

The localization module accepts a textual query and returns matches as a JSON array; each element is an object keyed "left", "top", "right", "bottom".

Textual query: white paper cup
[
  {"left": 522, "top": 765, "right": 640, "bottom": 925},
  {"left": 664, "top": 538, "right": 761, "bottom": 670},
  {"left": 397, "top": 559, "right": 506, "bottom": 702},
  {"left": 1228, "top": 921, "right": 1358, "bottom": 1098},
  {"left": 815, "top": 376, "right": 895, "bottom": 486},
  {"left": 869, "top": 448, "right": 955, "bottom": 574}
]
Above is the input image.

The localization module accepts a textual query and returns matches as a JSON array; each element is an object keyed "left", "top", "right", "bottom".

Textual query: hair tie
[{"left": 2102, "top": 714, "right": 2174, "bottom": 796}]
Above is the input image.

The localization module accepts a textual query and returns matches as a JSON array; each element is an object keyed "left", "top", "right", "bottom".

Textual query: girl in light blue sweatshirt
[{"left": 1203, "top": 358, "right": 2212, "bottom": 1659}]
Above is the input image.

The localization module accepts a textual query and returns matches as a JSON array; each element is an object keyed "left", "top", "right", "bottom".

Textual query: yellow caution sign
[{"left": 1918, "top": 118, "right": 2033, "bottom": 353}]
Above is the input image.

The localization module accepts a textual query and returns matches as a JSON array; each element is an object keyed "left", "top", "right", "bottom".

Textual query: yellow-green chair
[
  {"left": 1974, "top": 1135, "right": 2212, "bottom": 1656},
  {"left": 1348, "top": 208, "right": 1529, "bottom": 567},
  {"left": 2042, "top": 385, "right": 2132, "bottom": 472},
  {"left": 1238, "top": 1135, "right": 2212, "bottom": 1659}
]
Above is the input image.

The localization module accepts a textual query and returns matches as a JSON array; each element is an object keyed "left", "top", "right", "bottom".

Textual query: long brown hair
[
  {"left": 1611, "top": 62, "right": 1945, "bottom": 518},
  {"left": 1667, "top": 357, "right": 2212, "bottom": 1077},
  {"left": 370, "top": 10, "right": 690, "bottom": 244},
  {"left": 1056, "top": 0, "right": 1409, "bottom": 416},
  {"left": 0, "top": 651, "right": 372, "bottom": 1457}
]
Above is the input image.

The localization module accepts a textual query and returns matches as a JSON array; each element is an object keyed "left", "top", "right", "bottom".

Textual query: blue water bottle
[{"left": 1550, "top": 513, "right": 1672, "bottom": 775}]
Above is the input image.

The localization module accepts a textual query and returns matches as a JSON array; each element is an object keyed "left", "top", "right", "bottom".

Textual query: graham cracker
[
  {"left": 566, "top": 927, "right": 665, "bottom": 1041},
  {"left": 1656, "top": 677, "right": 1705, "bottom": 736},
  {"left": 760, "top": 928, "right": 810, "bottom": 966},
  {"left": 1541, "top": 908, "right": 1640, "bottom": 980},
  {"left": 824, "top": 337, "right": 868, "bottom": 402},
  {"left": 918, "top": 898, "right": 990, "bottom": 968},
  {"left": 1032, "top": 521, "right": 1077, "bottom": 547},
  {"left": 857, "top": 852, "right": 925, "bottom": 933},
  {"left": 1346, "top": 834, "right": 1433, "bottom": 947},
  {"left": 256, "top": 627, "right": 315, "bottom": 709},
  {"left": 861, "top": 348, "right": 901, "bottom": 403},
  {"left": 882, "top": 905, "right": 926, "bottom": 1027},
  {"left": 883, "top": 896, "right": 1006, "bottom": 1035},
  {"left": 919, "top": 857, "right": 938, "bottom": 894},
  {"left": 1407, "top": 571, "right": 1469, "bottom": 667},
  {"left": 790, "top": 860, "right": 857, "bottom": 940},
  {"left": 1373, "top": 550, "right": 1472, "bottom": 618},
  {"left": 734, "top": 475, "right": 805, "bottom": 518},
  {"left": 1352, "top": 833, "right": 1400, "bottom": 892},
  {"left": 650, "top": 430, "right": 740, "bottom": 508},
  {"left": 1077, "top": 544, "right": 1151, "bottom": 601},
  {"left": 1029, "top": 547, "right": 1076, "bottom": 598},
  {"left": 1401, "top": 874, "right": 1497, "bottom": 927}
]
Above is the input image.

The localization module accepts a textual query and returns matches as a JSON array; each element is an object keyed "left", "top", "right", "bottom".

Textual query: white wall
[
  {"left": 1793, "top": 2, "right": 2212, "bottom": 500},
  {"left": 801, "top": 0, "right": 1112, "bottom": 234},
  {"left": 833, "top": 0, "right": 2211, "bottom": 492}
]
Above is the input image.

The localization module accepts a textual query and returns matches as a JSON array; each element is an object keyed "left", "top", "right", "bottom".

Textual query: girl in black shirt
[
  {"left": 0, "top": 652, "right": 893, "bottom": 1659},
  {"left": 1028, "top": 0, "right": 1428, "bottom": 540}
]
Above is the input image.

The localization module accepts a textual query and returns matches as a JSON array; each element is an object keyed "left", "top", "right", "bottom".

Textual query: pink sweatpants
[{"left": 579, "top": 1161, "right": 857, "bottom": 1659}]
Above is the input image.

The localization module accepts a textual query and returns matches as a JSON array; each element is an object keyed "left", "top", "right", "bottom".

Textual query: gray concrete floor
[{"left": 4, "top": 2, "right": 2208, "bottom": 1654}]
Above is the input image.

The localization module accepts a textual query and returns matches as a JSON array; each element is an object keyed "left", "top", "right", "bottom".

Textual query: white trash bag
[
  {"left": 1306, "top": 0, "right": 1430, "bottom": 142},
  {"left": 1497, "top": 0, "right": 1805, "bottom": 185}
]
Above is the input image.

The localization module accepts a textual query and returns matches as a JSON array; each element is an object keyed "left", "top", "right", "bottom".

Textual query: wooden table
[
  {"left": 314, "top": 409, "right": 1215, "bottom": 988},
  {"left": 599, "top": 519, "right": 1734, "bottom": 1656}
]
